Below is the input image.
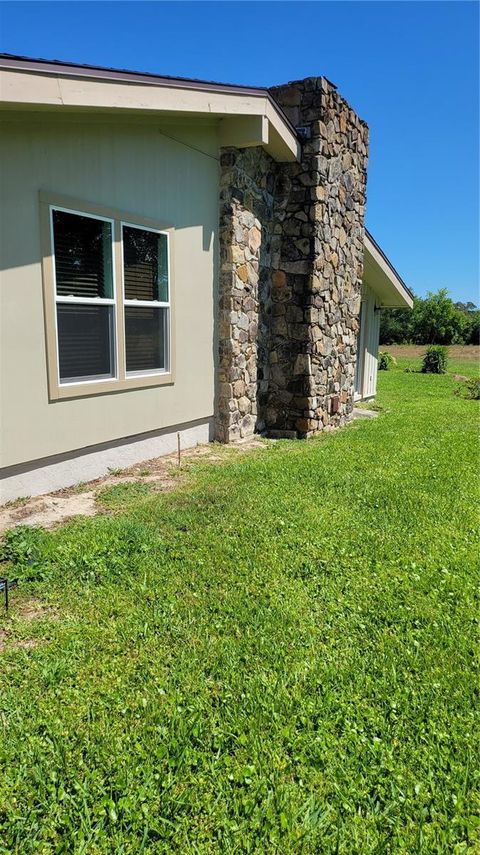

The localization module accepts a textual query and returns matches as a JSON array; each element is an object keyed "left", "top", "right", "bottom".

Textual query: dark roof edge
[
  {"left": 0, "top": 53, "right": 299, "bottom": 138},
  {"left": 365, "top": 228, "right": 413, "bottom": 300}
]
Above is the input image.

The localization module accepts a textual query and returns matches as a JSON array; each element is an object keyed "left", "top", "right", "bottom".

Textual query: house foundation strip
[{"left": 0, "top": 419, "right": 212, "bottom": 503}]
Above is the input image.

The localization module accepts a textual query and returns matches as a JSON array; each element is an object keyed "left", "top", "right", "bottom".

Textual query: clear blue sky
[{"left": 1, "top": 1, "right": 478, "bottom": 303}]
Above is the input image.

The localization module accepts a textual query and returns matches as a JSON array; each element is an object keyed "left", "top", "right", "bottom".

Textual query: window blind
[
  {"left": 53, "top": 210, "right": 113, "bottom": 299},
  {"left": 57, "top": 303, "right": 114, "bottom": 381},
  {"left": 125, "top": 306, "right": 166, "bottom": 373}
]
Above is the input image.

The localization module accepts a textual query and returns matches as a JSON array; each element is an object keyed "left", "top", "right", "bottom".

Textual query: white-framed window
[
  {"left": 122, "top": 222, "right": 170, "bottom": 376},
  {"left": 51, "top": 206, "right": 117, "bottom": 385},
  {"left": 40, "top": 192, "right": 174, "bottom": 401}
]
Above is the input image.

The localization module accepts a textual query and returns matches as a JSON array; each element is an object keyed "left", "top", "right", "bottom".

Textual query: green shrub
[
  {"left": 455, "top": 377, "right": 480, "bottom": 400},
  {"left": 378, "top": 351, "right": 397, "bottom": 371},
  {"left": 421, "top": 345, "right": 448, "bottom": 374}
]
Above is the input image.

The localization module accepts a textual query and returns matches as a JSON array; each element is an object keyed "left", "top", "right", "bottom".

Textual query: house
[{"left": 0, "top": 54, "right": 413, "bottom": 502}]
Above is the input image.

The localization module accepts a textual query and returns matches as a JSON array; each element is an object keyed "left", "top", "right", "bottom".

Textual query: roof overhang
[
  {"left": 0, "top": 55, "right": 413, "bottom": 296},
  {"left": 0, "top": 54, "right": 300, "bottom": 162},
  {"left": 363, "top": 230, "right": 413, "bottom": 309}
]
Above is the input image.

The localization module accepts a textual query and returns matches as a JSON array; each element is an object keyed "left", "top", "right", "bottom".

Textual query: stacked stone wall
[
  {"left": 216, "top": 147, "right": 277, "bottom": 442},
  {"left": 267, "top": 77, "right": 369, "bottom": 434},
  {"left": 216, "top": 77, "right": 369, "bottom": 441}
]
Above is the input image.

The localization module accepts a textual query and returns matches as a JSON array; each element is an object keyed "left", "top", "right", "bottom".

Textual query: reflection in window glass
[{"left": 123, "top": 226, "right": 168, "bottom": 303}]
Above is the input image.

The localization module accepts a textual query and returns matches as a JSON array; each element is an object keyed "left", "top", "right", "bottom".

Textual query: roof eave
[
  {"left": 363, "top": 231, "right": 413, "bottom": 309},
  {"left": 0, "top": 54, "right": 301, "bottom": 162}
]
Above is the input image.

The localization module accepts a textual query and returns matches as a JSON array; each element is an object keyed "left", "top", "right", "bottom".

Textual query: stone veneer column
[
  {"left": 216, "top": 77, "right": 369, "bottom": 442},
  {"left": 266, "top": 77, "right": 369, "bottom": 435},
  {"left": 215, "top": 147, "right": 277, "bottom": 442}
]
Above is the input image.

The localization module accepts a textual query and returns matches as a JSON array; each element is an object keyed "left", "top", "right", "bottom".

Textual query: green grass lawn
[
  {"left": 384, "top": 345, "right": 479, "bottom": 379},
  {"left": 1, "top": 366, "right": 479, "bottom": 854}
]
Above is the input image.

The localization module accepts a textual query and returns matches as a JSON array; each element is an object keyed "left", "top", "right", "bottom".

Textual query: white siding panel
[
  {"left": 355, "top": 283, "right": 380, "bottom": 400},
  {"left": 354, "top": 295, "right": 366, "bottom": 399},
  {"left": 362, "top": 285, "right": 380, "bottom": 399}
]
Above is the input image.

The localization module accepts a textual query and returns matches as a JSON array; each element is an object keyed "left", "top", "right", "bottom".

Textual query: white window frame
[
  {"left": 50, "top": 205, "right": 118, "bottom": 387},
  {"left": 39, "top": 191, "right": 175, "bottom": 401},
  {"left": 121, "top": 221, "right": 171, "bottom": 378}
]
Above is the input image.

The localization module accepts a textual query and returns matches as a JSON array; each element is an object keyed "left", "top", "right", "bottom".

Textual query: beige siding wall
[{"left": 0, "top": 113, "right": 219, "bottom": 468}]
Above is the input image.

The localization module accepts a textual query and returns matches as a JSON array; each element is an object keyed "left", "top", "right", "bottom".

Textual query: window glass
[
  {"left": 53, "top": 210, "right": 113, "bottom": 299},
  {"left": 123, "top": 226, "right": 168, "bottom": 303},
  {"left": 56, "top": 303, "right": 115, "bottom": 382}
]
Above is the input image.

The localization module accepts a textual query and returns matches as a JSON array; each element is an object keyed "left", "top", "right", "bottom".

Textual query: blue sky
[{"left": 1, "top": 1, "right": 478, "bottom": 303}]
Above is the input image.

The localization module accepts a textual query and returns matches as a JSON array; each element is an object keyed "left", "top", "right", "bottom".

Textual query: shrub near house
[
  {"left": 421, "top": 345, "right": 448, "bottom": 374},
  {"left": 378, "top": 351, "right": 397, "bottom": 371}
]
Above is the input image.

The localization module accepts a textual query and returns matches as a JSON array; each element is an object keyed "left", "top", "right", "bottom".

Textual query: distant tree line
[{"left": 380, "top": 288, "right": 479, "bottom": 345}]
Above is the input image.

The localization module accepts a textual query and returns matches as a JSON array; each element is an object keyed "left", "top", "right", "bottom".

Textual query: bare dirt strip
[{"left": 0, "top": 440, "right": 266, "bottom": 534}]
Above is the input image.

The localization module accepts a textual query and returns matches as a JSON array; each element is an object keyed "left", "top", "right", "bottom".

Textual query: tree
[
  {"left": 454, "top": 301, "right": 477, "bottom": 314},
  {"left": 463, "top": 310, "right": 480, "bottom": 345},
  {"left": 380, "top": 288, "right": 478, "bottom": 345},
  {"left": 379, "top": 306, "right": 412, "bottom": 344},
  {"left": 411, "top": 289, "right": 466, "bottom": 344}
]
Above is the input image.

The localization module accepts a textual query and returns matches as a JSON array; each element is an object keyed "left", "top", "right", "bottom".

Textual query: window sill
[{"left": 49, "top": 371, "right": 175, "bottom": 401}]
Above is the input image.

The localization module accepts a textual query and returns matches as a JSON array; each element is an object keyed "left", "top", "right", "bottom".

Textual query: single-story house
[{"left": 0, "top": 54, "right": 413, "bottom": 502}]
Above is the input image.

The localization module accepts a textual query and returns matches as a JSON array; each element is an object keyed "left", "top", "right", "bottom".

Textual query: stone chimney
[{"left": 215, "top": 77, "right": 369, "bottom": 442}]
